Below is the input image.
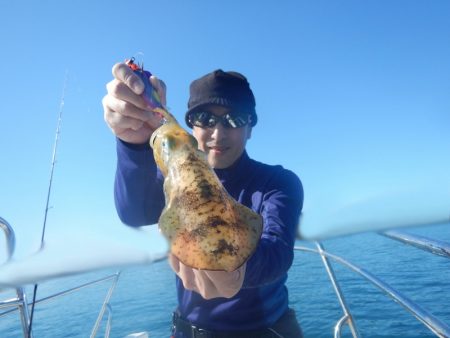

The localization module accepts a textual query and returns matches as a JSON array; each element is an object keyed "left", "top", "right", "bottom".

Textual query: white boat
[{"left": 1, "top": 210, "right": 449, "bottom": 337}]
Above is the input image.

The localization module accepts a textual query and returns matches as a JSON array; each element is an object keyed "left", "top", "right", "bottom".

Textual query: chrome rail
[
  {"left": 0, "top": 289, "right": 32, "bottom": 338},
  {"left": 0, "top": 216, "right": 121, "bottom": 338},
  {"left": 381, "top": 230, "right": 450, "bottom": 259},
  {"left": 90, "top": 272, "right": 120, "bottom": 338},
  {"left": 0, "top": 217, "right": 15, "bottom": 262},
  {"left": 105, "top": 304, "right": 113, "bottom": 338},
  {"left": 0, "top": 273, "right": 120, "bottom": 318},
  {"left": 0, "top": 297, "right": 23, "bottom": 309},
  {"left": 4, "top": 215, "right": 449, "bottom": 337},
  {"left": 1, "top": 217, "right": 32, "bottom": 338},
  {"left": 0, "top": 273, "right": 121, "bottom": 337},
  {"left": 334, "top": 314, "right": 350, "bottom": 338},
  {"left": 294, "top": 244, "right": 450, "bottom": 338},
  {"left": 315, "top": 242, "right": 360, "bottom": 338},
  {"left": 0, "top": 275, "right": 120, "bottom": 314}
]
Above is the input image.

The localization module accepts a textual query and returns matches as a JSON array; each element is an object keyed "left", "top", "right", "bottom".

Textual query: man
[{"left": 103, "top": 63, "right": 304, "bottom": 337}]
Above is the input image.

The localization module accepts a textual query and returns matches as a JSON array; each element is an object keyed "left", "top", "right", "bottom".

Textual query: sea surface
[{"left": 1, "top": 223, "right": 449, "bottom": 338}]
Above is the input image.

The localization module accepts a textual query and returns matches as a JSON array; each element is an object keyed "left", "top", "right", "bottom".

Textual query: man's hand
[
  {"left": 169, "top": 254, "right": 246, "bottom": 300},
  {"left": 102, "top": 62, "right": 167, "bottom": 144}
]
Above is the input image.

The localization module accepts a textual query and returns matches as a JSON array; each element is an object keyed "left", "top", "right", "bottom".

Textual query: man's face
[{"left": 192, "top": 105, "right": 252, "bottom": 169}]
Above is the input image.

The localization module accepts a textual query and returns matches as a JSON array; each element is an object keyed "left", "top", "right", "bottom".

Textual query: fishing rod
[{"left": 27, "top": 73, "right": 68, "bottom": 338}]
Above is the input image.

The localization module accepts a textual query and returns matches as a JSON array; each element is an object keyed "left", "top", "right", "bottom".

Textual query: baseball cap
[{"left": 185, "top": 69, "right": 257, "bottom": 128}]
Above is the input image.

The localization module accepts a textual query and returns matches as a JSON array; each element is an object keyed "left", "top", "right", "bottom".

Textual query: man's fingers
[
  {"left": 150, "top": 76, "right": 167, "bottom": 106},
  {"left": 110, "top": 63, "right": 167, "bottom": 109},
  {"left": 167, "top": 254, "right": 245, "bottom": 299},
  {"left": 169, "top": 254, "right": 181, "bottom": 273},
  {"left": 112, "top": 62, "right": 145, "bottom": 95},
  {"left": 103, "top": 61, "right": 165, "bottom": 144},
  {"left": 105, "top": 109, "right": 144, "bottom": 131},
  {"left": 106, "top": 79, "right": 150, "bottom": 111},
  {"left": 170, "top": 254, "right": 198, "bottom": 291},
  {"left": 193, "top": 270, "right": 221, "bottom": 300},
  {"left": 204, "top": 264, "right": 246, "bottom": 298},
  {"left": 179, "top": 265, "right": 199, "bottom": 292},
  {"left": 104, "top": 94, "right": 153, "bottom": 122}
]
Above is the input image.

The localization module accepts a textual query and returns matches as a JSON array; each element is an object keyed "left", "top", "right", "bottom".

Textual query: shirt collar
[{"left": 214, "top": 151, "right": 250, "bottom": 184}]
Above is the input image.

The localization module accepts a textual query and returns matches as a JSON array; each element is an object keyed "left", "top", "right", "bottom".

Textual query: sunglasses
[{"left": 188, "top": 111, "right": 251, "bottom": 129}]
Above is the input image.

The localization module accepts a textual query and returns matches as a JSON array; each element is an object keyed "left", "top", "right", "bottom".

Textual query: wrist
[{"left": 117, "top": 137, "right": 151, "bottom": 150}]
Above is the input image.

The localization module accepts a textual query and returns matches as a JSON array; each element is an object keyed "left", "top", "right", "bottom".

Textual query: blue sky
[{"left": 1, "top": 1, "right": 449, "bottom": 258}]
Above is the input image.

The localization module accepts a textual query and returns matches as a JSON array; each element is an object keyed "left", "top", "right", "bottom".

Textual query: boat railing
[
  {"left": 0, "top": 217, "right": 32, "bottom": 338},
  {"left": 381, "top": 230, "right": 450, "bottom": 258},
  {"left": 0, "top": 217, "right": 15, "bottom": 262},
  {"left": 3, "top": 215, "right": 450, "bottom": 337},
  {"left": 295, "top": 230, "right": 450, "bottom": 338},
  {"left": 0, "top": 217, "right": 120, "bottom": 338}
]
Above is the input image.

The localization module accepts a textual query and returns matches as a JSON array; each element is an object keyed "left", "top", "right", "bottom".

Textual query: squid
[{"left": 127, "top": 59, "right": 263, "bottom": 271}]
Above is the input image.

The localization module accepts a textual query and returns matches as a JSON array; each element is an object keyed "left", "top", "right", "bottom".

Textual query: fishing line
[{"left": 27, "top": 72, "right": 68, "bottom": 338}]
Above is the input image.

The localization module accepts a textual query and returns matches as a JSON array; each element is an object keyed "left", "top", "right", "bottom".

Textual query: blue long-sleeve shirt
[{"left": 114, "top": 139, "right": 304, "bottom": 331}]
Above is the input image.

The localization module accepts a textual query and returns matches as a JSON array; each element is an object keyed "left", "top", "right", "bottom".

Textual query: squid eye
[
  {"left": 168, "top": 136, "right": 176, "bottom": 150},
  {"left": 162, "top": 135, "right": 177, "bottom": 152}
]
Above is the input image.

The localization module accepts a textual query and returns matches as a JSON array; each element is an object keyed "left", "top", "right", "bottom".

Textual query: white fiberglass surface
[{"left": 0, "top": 224, "right": 168, "bottom": 287}]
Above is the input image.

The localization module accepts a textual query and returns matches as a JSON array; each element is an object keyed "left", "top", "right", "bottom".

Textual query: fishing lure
[{"left": 126, "top": 57, "right": 164, "bottom": 112}]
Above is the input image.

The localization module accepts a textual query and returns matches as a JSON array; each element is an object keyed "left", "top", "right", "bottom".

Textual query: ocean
[{"left": 1, "top": 223, "right": 449, "bottom": 338}]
